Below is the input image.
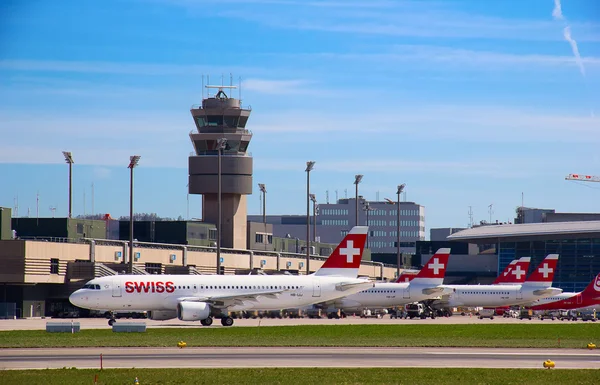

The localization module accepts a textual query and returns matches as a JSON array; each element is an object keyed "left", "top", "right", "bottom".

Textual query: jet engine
[
  {"left": 147, "top": 310, "right": 177, "bottom": 320},
  {"left": 177, "top": 302, "right": 211, "bottom": 321}
]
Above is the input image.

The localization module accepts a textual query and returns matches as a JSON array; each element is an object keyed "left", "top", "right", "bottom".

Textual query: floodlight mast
[
  {"left": 309, "top": 194, "right": 317, "bottom": 242},
  {"left": 396, "top": 183, "right": 406, "bottom": 277},
  {"left": 216, "top": 138, "right": 228, "bottom": 274},
  {"left": 128, "top": 155, "right": 141, "bottom": 274},
  {"left": 354, "top": 174, "right": 363, "bottom": 227},
  {"left": 305, "top": 161, "right": 315, "bottom": 274},
  {"left": 62, "top": 151, "right": 74, "bottom": 219}
]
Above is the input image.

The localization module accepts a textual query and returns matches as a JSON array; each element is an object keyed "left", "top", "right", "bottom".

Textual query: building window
[
  {"left": 255, "top": 233, "right": 264, "bottom": 243},
  {"left": 267, "top": 235, "right": 273, "bottom": 244},
  {"left": 208, "top": 228, "right": 217, "bottom": 240},
  {"left": 76, "top": 224, "right": 84, "bottom": 234},
  {"left": 50, "top": 258, "right": 59, "bottom": 274}
]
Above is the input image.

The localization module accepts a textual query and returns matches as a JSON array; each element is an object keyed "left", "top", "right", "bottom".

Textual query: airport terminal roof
[{"left": 447, "top": 221, "right": 600, "bottom": 243}]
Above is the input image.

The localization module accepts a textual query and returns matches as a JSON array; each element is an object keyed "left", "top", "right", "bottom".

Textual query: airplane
[
  {"left": 492, "top": 257, "right": 531, "bottom": 285},
  {"left": 397, "top": 256, "right": 531, "bottom": 285},
  {"left": 318, "top": 248, "right": 452, "bottom": 313},
  {"left": 527, "top": 272, "right": 600, "bottom": 312},
  {"left": 69, "top": 226, "right": 374, "bottom": 327},
  {"left": 430, "top": 254, "right": 563, "bottom": 309}
]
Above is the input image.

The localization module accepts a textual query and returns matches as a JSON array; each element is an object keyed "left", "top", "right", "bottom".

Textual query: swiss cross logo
[
  {"left": 538, "top": 263, "right": 553, "bottom": 278},
  {"left": 339, "top": 240, "right": 361, "bottom": 264},
  {"left": 428, "top": 257, "right": 444, "bottom": 275},
  {"left": 511, "top": 266, "right": 525, "bottom": 280},
  {"left": 594, "top": 276, "right": 600, "bottom": 292}
]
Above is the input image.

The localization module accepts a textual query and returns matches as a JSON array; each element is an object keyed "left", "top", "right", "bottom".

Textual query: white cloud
[
  {"left": 242, "top": 78, "right": 326, "bottom": 95},
  {"left": 93, "top": 167, "right": 112, "bottom": 179},
  {"left": 214, "top": 4, "right": 600, "bottom": 42},
  {"left": 288, "top": 45, "right": 600, "bottom": 71}
]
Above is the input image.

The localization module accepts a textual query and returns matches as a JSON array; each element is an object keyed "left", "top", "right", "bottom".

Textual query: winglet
[
  {"left": 313, "top": 226, "right": 368, "bottom": 278},
  {"left": 525, "top": 254, "right": 559, "bottom": 286}
]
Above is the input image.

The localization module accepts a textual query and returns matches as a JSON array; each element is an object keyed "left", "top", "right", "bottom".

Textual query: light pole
[
  {"left": 363, "top": 202, "right": 375, "bottom": 249},
  {"left": 127, "top": 155, "right": 141, "bottom": 274},
  {"left": 62, "top": 151, "right": 74, "bottom": 219},
  {"left": 309, "top": 194, "right": 317, "bottom": 243},
  {"left": 305, "top": 161, "right": 315, "bottom": 274},
  {"left": 397, "top": 183, "right": 406, "bottom": 276},
  {"left": 354, "top": 174, "right": 363, "bottom": 227},
  {"left": 258, "top": 183, "right": 267, "bottom": 250},
  {"left": 216, "top": 138, "right": 227, "bottom": 275}
]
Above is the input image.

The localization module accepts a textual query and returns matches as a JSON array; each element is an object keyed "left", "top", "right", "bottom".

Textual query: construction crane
[{"left": 565, "top": 173, "right": 600, "bottom": 183}]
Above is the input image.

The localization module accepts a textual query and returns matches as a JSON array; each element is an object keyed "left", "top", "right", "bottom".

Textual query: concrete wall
[{"left": 0, "top": 240, "right": 397, "bottom": 284}]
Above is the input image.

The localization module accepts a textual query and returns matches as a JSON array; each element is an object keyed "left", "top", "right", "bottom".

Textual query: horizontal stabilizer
[
  {"left": 335, "top": 280, "right": 374, "bottom": 291},
  {"left": 533, "top": 287, "right": 563, "bottom": 296}
]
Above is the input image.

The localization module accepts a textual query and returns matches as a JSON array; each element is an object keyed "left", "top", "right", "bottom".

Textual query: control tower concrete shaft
[{"left": 188, "top": 86, "right": 252, "bottom": 249}]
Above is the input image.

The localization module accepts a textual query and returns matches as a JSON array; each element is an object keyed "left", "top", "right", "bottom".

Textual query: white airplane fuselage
[
  {"left": 433, "top": 284, "right": 563, "bottom": 308},
  {"left": 332, "top": 281, "right": 449, "bottom": 311},
  {"left": 69, "top": 274, "right": 371, "bottom": 313}
]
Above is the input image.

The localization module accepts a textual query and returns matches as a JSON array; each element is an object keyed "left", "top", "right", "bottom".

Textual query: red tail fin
[
  {"left": 396, "top": 272, "right": 417, "bottom": 283},
  {"left": 493, "top": 260, "right": 517, "bottom": 284},
  {"left": 499, "top": 257, "right": 531, "bottom": 284},
  {"left": 314, "top": 226, "right": 368, "bottom": 277},
  {"left": 411, "top": 248, "right": 450, "bottom": 284},
  {"left": 581, "top": 273, "right": 600, "bottom": 297},
  {"left": 525, "top": 254, "right": 559, "bottom": 285}
]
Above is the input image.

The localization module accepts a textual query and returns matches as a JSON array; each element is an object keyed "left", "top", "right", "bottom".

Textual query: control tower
[{"left": 188, "top": 84, "right": 253, "bottom": 249}]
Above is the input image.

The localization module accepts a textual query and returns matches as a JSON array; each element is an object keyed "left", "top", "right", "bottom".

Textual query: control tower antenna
[
  {"left": 326, "top": 190, "right": 329, "bottom": 204},
  {"left": 468, "top": 206, "right": 474, "bottom": 228},
  {"left": 344, "top": 189, "right": 347, "bottom": 199},
  {"left": 238, "top": 76, "right": 242, "bottom": 101},
  {"left": 335, "top": 190, "right": 338, "bottom": 202},
  {"left": 488, "top": 203, "right": 494, "bottom": 224}
]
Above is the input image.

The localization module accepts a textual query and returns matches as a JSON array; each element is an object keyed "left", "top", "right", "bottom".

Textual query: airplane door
[
  {"left": 403, "top": 286, "right": 410, "bottom": 299},
  {"left": 112, "top": 279, "right": 122, "bottom": 297},
  {"left": 312, "top": 279, "right": 321, "bottom": 297},
  {"left": 577, "top": 295, "right": 582, "bottom": 305},
  {"left": 516, "top": 288, "right": 523, "bottom": 301}
]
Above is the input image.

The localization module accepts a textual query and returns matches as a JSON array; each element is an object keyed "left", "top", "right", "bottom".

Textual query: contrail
[
  {"left": 552, "top": 0, "right": 586, "bottom": 76},
  {"left": 563, "top": 26, "right": 586, "bottom": 76},
  {"left": 552, "top": 0, "right": 563, "bottom": 20}
]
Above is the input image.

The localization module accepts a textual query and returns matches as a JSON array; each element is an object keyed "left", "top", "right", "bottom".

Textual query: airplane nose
[{"left": 69, "top": 290, "right": 82, "bottom": 307}]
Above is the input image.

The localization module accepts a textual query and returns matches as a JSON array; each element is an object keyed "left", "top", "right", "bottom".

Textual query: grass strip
[
  {"left": 0, "top": 324, "right": 598, "bottom": 348},
  {"left": 1, "top": 368, "right": 598, "bottom": 385}
]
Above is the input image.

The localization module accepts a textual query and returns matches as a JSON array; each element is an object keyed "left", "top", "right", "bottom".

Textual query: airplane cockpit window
[{"left": 81, "top": 284, "right": 101, "bottom": 290}]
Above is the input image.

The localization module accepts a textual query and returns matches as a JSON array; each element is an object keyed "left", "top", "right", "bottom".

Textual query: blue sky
[{"left": 1, "top": 0, "right": 599, "bottom": 233}]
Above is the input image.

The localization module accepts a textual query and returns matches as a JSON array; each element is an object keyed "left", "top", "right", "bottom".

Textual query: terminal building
[
  {"left": 248, "top": 197, "right": 425, "bottom": 256},
  {"left": 448, "top": 221, "right": 600, "bottom": 292}
]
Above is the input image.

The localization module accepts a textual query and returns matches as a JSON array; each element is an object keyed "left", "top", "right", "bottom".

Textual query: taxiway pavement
[{"left": 1, "top": 347, "right": 597, "bottom": 370}]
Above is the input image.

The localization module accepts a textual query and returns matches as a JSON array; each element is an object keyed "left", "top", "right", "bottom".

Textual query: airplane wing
[
  {"left": 177, "top": 288, "right": 287, "bottom": 307},
  {"left": 336, "top": 280, "right": 374, "bottom": 291},
  {"left": 421, "top": 286, "right": 454, "bottom": 296}
]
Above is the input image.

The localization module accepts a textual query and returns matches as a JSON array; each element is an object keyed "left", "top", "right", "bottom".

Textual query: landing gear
[
  {"left": 107, "top": 311, "right": 116, "bottom": 326},
  {"left": 200, "top": 317, "right": 213, "bottom": 326},
  {"left": 221, "top": 317, "right": 234, "bottom": 327}
]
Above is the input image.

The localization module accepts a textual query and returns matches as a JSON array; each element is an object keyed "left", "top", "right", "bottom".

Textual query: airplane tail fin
[
  {"left": 524, "top": 254, "right": 559, "bottom": 287},
  {"left": 492, "top": 260, "right": 517, "bottom": 284},
  {"left": 581, "top": 273, "right": 600, "bottom": 298},
  {"left": 495, "top": 257, "right": 531, "bottom": 284},
  {"left": 396, "top": 272, "right": 417, "bottom": 283},
  {"left": 410, "top": 248, "right": 451, "bottom": 285},
  {"left": 313, "top": 226, "right": 368, "bottom": 278}
]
